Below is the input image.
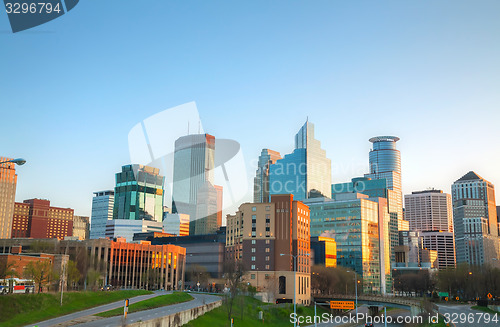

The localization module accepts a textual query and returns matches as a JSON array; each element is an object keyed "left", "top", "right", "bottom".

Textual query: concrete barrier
[{"left": 126, "top": 300, "right": 223, "bottom": 327}]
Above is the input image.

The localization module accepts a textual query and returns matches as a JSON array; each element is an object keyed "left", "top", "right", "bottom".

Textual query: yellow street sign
[
  {"left": 330, "top": 301, "right": 355, "bottom": 310},
  {"left": 488, "top": 293, "right": 493, "bottom": 299}
]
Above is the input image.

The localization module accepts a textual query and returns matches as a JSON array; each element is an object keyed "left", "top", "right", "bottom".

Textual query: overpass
[{"left": 313, "top": 294, "right": 425, "bottom": 316}]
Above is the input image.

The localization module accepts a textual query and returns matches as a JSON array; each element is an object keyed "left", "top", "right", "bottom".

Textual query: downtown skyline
[{"left": 1, "top": 1, "right": 499, "bottom": 217}]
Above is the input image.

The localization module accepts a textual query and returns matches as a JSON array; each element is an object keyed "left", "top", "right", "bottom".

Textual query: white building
[
  {"left": 105, "top": 219, "right": 163, "bottom": 242},
  {"left": 89, "top": 190, "right": 114, "bottom": 239}
]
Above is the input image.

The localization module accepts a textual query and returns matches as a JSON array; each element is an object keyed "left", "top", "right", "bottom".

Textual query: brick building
[{"left": 11, "top": 199, "right": 74, "bottom": 239}]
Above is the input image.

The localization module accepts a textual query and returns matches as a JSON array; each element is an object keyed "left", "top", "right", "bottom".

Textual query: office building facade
[
  {"left": 254, "top": 149, "right": 282, "bottom": 203},
  {"left": 404, "top": 190, "right": 456, "bottom": 268},
  {"left": 105, "top": 219, "right": 163, "bottom": 242},
  {"left": 172, "top": 134, "right": 223, "bottom": 235},
  {"left": 305, "top": 194, "right": 382, "bottom": 294},
  {"left": 11, "top": 199, "right": 73, "bottom": 240},
  {"left": 269, "top": 121, "right": 331, "bottom": 201},
  {"left": 114, "top": 165, "right": 164, "bottom": 222},
  {"left": 226, "top": 194, "right": 311, "bottom": 304},
  {"left": 0, "top": 158, "right": 17, "bottom": 239},
  {"left": 452, "top": 171, "right": 499, "bottom": 265},
  {"left": 90, "top": 190, "right": 114, "bottom": 239},
  {"left": 364, "top": 136, "right": 407, "bottom": 231}
]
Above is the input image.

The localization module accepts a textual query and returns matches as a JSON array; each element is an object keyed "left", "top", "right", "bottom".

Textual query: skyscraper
[
  {"left": 365, "top": 136, "right": 407, "bottom": 231},
  {"left": 0, "top": 158, "right": 17, "bottom": 239},
  {"left": 269, "top": 121, "right": 331, "bottom": 201},
  {"left": 90, "top": 190, "right": 114, "bottom": 239},
  {"left": 113, "top": 165, "right": 164, "bottom": 222},
  {"left": 254, "top": 149, "right": 281, "bottom": 203},
  {"left": 452, "top": 171, "right": 499, "bottom": 265},
  {"left": 405, "top": 190, "right": 453, "bottom": 233},
  {"left": 404, "top": 190, "right": 456, "bottom": 269},
  {"left": 172, "top": 134, "right": 223, "bottom": 235}
]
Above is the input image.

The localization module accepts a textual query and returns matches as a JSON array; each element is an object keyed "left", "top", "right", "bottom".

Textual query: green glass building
[
  {"left": 113, "top": 164, "right": 164, "bottom": 222},
  {"left": 304, "top": 195, "right": 381, "bottom": 294}
]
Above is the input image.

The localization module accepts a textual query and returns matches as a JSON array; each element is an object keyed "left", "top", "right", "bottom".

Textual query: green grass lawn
[
  {"left": 0, "top": 289, "right": 153, "bottom": 327},
  {"left": 184, "top": 296, "right": 329, "bottom": 327},
  {"left": 96, "top": 292, "right": 193, "bottom": 317},
  {"left": 471, "top": 305, "right": 500, "bottom": 314}
]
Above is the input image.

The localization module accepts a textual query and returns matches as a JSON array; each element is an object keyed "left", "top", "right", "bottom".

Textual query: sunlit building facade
[
  {"left": 163, "top": 213, "right": 190, "bottom": 236},
  {"left": 311, "top": 236, "right": 337, "bottom": 268},
  {"left": 452, "top": 171, "right": 499, "bottom": 265},
  {"left": 305, "top": 195, "right": 381, "bottom": 294},
  {"left": 0, "top": 158, "right": 17, "bottom": 239},
  {"left": 227, "top": 194, "right": 311, "bottom": 304}
]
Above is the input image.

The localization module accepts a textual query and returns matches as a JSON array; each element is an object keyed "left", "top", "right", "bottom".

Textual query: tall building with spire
[
  {"left": 452, "top": 171, "right": 499, "bottom": 265},
  {"left": 269, "top": 121, "right": 331, "bottom": 201},
  {"left": 254, "top": 149, "right": 281, "bottom": 203}
]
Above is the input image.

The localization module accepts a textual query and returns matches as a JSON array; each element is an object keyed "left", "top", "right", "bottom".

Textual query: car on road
[{"left": 365, "top": 323, "right": 374, "bottom": 327}]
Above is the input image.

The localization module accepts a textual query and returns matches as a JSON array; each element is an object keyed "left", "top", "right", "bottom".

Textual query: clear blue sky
[{"left": 1, "top": 1, "right": 499, "bottom": 217}]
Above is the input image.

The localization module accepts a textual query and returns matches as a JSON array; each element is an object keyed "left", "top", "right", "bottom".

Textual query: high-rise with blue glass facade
[
  {"left": 364, "top": 136, "right": 407, "bottom": 232},
  {"left": 254, "top": 149, "right": 281, "bottom": 203},
  {"left": 269, "top": 121, "right": 331, "bottom": 201},
  {"left": 113, "top": 165, "right": 164, "bottom": 222}
]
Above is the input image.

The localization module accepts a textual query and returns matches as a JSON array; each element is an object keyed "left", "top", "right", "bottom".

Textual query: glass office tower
[
  {"left": 172, "top": 134, "right": 220, "bottom": 235},
  {"left": 113, "top": 165, "right": 164, "bottom": 222},
  {"left": 365, "top": 136, "right": 406, "bottom": 231},
  {"left": 269, "top": 121, "right": 331, "bottom": 201},
  {"left": 305, "top": 196, "right": 381, "bottom": 293},
  {"left": 254, "top": 149, "right": 281, "bottom": 203}
]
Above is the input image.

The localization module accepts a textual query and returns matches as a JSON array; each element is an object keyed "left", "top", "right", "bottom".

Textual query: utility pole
[{"left": 60, "top": 262, "right": 66, "bottom": 306}]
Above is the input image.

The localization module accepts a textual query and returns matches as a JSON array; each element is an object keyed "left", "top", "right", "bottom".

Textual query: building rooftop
[
  {"left": 456, "top": 171, "right": 483, "bottom": 182},
  {"left": 369, "top": 136, "right": 400, "bottom": 143}
]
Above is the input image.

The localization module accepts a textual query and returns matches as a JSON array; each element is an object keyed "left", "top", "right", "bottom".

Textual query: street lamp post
[
  {"left": 0, "top": 158, "right": 26, "bottom": 166},
  {"left": 347, "top": 270, "right": 358, "bottom": 317},
  {"left": 280, "top": 253, "right": 310, "bottom": 327}
]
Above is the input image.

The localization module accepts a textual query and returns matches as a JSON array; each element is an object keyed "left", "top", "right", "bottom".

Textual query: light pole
[
  {"left": 0, "top": 158, "right": 26, "bottom": 166},
  {"left": 280, "top": 252, "right": 310, "bottom": 327},
  {"left": 346, "top": 270, "right": 358, "bottom": 317}
]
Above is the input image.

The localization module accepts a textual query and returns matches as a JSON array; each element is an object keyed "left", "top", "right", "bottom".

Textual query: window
[
  {"left": 265, "top": 206, "right": 270, "bottom": 211},
  {"left": 252, "top": 206, "right": 257, "bottom": 212},
  {"left": 265, "top": 248, "right": 270, "bottom": 253},
  {"left": 251, "top": 256, "right": 256, "bottom": 261},
  {"left": 265, "top": 256, "right": 270, "bottom": 261},
  {"left": 251, "top": 240, "right": 256, "bottom": 244},
  {"left": 251, "top": 248, "right": 256, "bottom": 253},
  {"left": 251, "top": 265, "right": 256, "bottom": 269},
  {"left": 265, "top": 240, "right": 270, "bottom": 244},
  {"left": 251, "top": 274, "right": 256, "bottom": 279}
]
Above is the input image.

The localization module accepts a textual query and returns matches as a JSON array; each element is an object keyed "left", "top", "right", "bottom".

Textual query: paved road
[
  {"left": 437, "top": 304, "right": 500, "bottom": 327},
  {"left": 32, "top": 291, "right": 168, "bottom": 327},
  {"left": 305, "top": 306, "right": 369, "bottom": 327},
  {"left": 73, "top": 293, "right": 221, "bottom": 327}
]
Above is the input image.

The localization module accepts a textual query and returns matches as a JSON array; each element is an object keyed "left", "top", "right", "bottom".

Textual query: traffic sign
[
  {"left": 330, "top": 301, "right": 355, "bottom": 310},
  {"left": 439, "top": 292, "right": 449, "bottom": 297},
  {"left": 488, "top": 293, "right": 493, "bottom": 299},
  {"left": 445, "top": 297, "right": 448, "bottom": 301},
  {"left": 455, "top": 296, "right": 459, "bottom": 301}
]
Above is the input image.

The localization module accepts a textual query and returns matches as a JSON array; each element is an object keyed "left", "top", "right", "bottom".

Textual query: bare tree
[{"left": 222, "top": 260, "right": 245, "bottom": 322}]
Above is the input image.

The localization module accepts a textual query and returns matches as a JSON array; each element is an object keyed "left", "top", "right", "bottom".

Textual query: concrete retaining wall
[{"left": 126, "top": 300, "right": 223, "bottom": 327}]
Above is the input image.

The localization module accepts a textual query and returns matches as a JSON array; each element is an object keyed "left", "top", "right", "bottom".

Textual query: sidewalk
[{"left": 32, "top": 291, "right": 168, "bottom": 327}]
